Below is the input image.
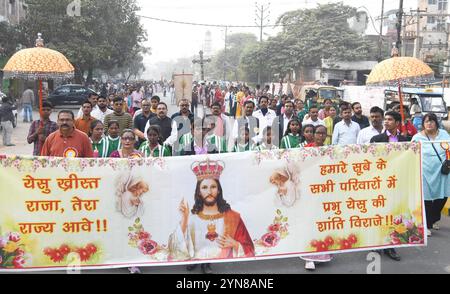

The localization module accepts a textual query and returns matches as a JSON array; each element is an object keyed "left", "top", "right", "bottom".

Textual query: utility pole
[
  {"left": 223, "top": 27, "right": 228, "bottom": 81},
  {"left": 378, "top": 0, "right": 385, "bottom": 61},
  {"left": 192, "top": 50, "right": 211, "bottom": 81},
  {"left": 396, "top": 0, "right": 404, "bottom": 53},
  {"left": 255, "top": 2, "right": 270, "bottom": 85},
  {"left": 411, "top": 8, "right": 427, "bottom": 58}
]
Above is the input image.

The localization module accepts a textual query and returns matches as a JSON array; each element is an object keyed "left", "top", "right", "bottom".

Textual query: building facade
[
  {"left": 0, "top": 0, "right": 27, "bottom": 25},
  {"left": 405, "top": 0, "right": 449, "bottom": 64}
]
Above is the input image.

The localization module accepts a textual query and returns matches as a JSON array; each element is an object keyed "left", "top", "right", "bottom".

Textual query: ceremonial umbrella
[
  {"left": 2, "top": 33, "right": 74, "bottom": 119},
  {"left": 366, "top": 52, "right": 434, "bottom": 123}
]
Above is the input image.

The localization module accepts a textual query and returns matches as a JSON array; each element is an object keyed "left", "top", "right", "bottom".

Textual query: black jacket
[
  {"left": 370, "top": 131, "right": 408, "bottom": 143},
  {"left": 0, "top": 101, "right": 16, "bottom": 123}
]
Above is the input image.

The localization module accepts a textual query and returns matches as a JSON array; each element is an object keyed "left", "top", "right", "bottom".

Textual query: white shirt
[
  {"left": 282, "top": 113, "right": 296, "bottom": 135},
  {"left": 332, "top": 120, "right": 361, "bottom": 145},
  {"left": 253, "top": 109, "right": 277, "bottom": 133},
  {"left": 303, "top": 117, "right": 325, "bottom": 127},
  {"left": 91, "top": 107, "right": 114, "bottom": 123},
  {"left": 77, "top": 105, "right": 99, "bottom": 119},
  {"left": 357, "top": 125, "right": 384, "bottom": 144}
]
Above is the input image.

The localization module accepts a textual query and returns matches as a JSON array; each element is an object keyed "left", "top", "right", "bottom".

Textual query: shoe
[
  {"left": 200, "top": 263, "right": 213, "bottom": 274},
  {"left": 186, "top": 264, "right": 198, "bottom": 271},
  {"left": 305, "top": 261, "right": 316, "bottom": 271},
  {"left": 432, "top": 223, "right": 440, "bottom": 230},
  {"left": 6, "top": 144, "right": 15, "bottom": 147},
  {"left": 427, "top": 229, "right": 432, "bottom": 237},
  {"left": 128, "top": 267, "right": 141, "bottom": 274},
  {"left": 384, "top": 249, "right": 401, "bottom": 261}
]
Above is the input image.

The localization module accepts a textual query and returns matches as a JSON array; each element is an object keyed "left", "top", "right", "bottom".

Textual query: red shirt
[
  {"left": 41, "top": 128, "right": 94, "bottom": 158},
  {"left": 305, "top": 142, "right": 317, "bottom": 147},
  {"left": 400, "top": 121, "right": 417, "bottom": 138}
]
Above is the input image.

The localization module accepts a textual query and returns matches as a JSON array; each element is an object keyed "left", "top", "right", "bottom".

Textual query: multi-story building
[
  {"left": 405, "top": 0, "right": 449, "bottom": 63},
  {"left": 0, "top": 0, "right": 28, "bottom": 25}
]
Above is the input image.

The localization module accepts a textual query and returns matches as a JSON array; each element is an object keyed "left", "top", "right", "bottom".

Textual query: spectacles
[
  {"left": 142, "top": 104, "right": 151, "bottom": 107},
  {"left": 121, "top": 136, "right": 135, "bottom": 141},
  {"left": 315, "top": 132, "right": 327, "bottom": 135},
  {"left": 180, "top": 104, "right": 189, "bottom": 107}
]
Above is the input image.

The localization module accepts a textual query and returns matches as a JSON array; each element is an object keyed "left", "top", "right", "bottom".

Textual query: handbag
[{"left": 426, "top": 134, "right": 450, "bottom": 175}]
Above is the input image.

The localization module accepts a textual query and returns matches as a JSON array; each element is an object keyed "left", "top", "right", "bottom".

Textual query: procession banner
[
  {"left": 0, "top": 143, "right": 425, "bottom": 271},
  {"left": 173, "top": 73, "right": 193, "bottom": 105}
]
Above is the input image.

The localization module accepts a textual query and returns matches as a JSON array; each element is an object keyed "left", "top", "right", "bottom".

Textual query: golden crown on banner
[{"left": 191, "top": 159, "right": 225, "bottom": 181}]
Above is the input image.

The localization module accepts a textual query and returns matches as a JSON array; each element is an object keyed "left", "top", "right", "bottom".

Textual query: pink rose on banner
[
  {"left": 12, "top": 256, "right": 25, "bottom": 269},
  {"left": 418, "top": 225, "right": 424, "bottom": 237},
  {"left": 16, "top": 249, "right": 25, "bottom": 257},
  {"left": 261, "top": 232, "right": 280, "bottom": 248},
  {"left": 138, "top": 239, "right": 158, "bottom": 255},
  {"left": 8, "top": 232, "right": 20, "bottom": 243},
  {"left": 393, "top": 216, "right": 403, "bottom": 225},
  {"left": 389, "top": 233, "right": 401, "bottom": 245},
  {"left": 128, "top": 218, "right": 162, "bottom": 256},
  {"left": 409, "top": 235, "right": 422, "bottom": 244},
  {"left": 403, "top": 219, "right": 415, "bottom": 230},
  {"left": 138, "top": 231, "right": 151, "bottom": 240},
  {"left": 268, "top": 224, "right": 281, "bottom": 232},
  {"left": 256, "top": 210, "right": 289, "bottom": 249},
  {"left": 0, "top": 237, "right": 7, "bottom": 248}
]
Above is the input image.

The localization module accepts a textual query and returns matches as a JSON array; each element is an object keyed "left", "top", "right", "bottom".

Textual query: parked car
[
  {"left": 47, "top": 85, "right": 98, "bottom": 107},
  {"left": 0, "top": 92, "right": 18, "bottom": 129}
]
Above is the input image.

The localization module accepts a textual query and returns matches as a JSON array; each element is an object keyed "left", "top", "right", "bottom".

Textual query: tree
[
  {"left": 207, "top": 33, "right": 258, "bottom": 81},
  {"left": 0, "top": 21, "right": 27, "bottom": 68},
  {"left": 18, "top": 0, "right": 148, "bottom": 83},
  {"left": 241, "top": 3, "right": 374, "bottom": 82}
]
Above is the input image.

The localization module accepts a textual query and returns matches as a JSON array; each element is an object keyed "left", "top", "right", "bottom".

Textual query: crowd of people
[{"left": 0, "top": 80, "right": 448, "bottom": 274}]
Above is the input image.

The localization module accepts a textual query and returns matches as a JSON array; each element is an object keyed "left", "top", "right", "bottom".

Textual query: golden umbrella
[
  {"left": 366, "top": 51, "right": 434, "bottom": 124},
  {"left": 2, "top": 33, "right": 74, "bottom": 119}
]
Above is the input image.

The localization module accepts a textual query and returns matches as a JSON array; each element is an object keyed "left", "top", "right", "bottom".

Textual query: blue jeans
[{"left": 23, "top": 103, "right": 33, "bottom": 122}]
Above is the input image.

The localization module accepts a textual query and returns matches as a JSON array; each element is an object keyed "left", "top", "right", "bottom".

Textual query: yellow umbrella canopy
[
  {"left": 2, "top": 33, "right": 74, "bottom": 80},
  {"left": 366, "top": 56, "right": 434, "bottom": 85}
]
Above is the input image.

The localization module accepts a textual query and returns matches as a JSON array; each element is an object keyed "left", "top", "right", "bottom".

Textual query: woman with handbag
[{"left": 412, "top": 113, "right": 450, "bottom": 237}]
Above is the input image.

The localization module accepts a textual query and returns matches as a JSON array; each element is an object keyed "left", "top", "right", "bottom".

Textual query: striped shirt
[
  {"left": 91, "top": 137, "right": 110, "bottom": 158},
  {"left": 139, "top": 142, "right": 171, "bottom": 158},
  {"left": 27, "top": 120, "right": 58, "bottom": 156},
  {"left": 281, "top": 134, "right": 302, "bottom": 149}
]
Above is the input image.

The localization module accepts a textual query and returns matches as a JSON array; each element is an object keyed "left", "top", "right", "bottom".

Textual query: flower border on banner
[{"left": 0, "top": 143, "right": 420, "bottom": 172}]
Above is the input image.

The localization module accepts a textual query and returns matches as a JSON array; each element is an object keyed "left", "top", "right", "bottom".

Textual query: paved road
[{"left": 1, "top": 92, "right": 449, "bottom": 274}]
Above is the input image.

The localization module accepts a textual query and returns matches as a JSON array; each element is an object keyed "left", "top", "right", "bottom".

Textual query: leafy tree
[
  {"left": 241, "top": 3, "right": 374, "bottom": 82},
  {"left": 18, "top": 0, "right": 148, "bottom": 83},
  {"left": 207, "top": 33, "right": 258, "bottom": 81}
]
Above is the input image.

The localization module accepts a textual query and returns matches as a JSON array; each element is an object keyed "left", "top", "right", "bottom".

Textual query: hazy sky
[{"left": 138, "top": 0, "right": 416, "bottom": 65}]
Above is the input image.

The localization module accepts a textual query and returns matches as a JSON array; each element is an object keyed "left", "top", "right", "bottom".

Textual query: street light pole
[
  {"left": 396, "top": 0, "right": 404, "bottom": 53},
  {"left": 378, "top": 0, "right": 385, "bottom": 61},
  {"left": 223, "top": 26, "right": 228, "bottom": 81},
  {"left": 255, "top": 2, "right": 270, "bottom": 85}
]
